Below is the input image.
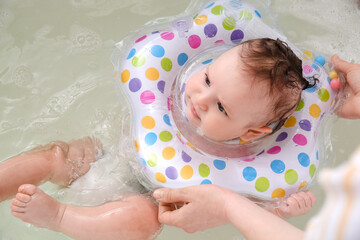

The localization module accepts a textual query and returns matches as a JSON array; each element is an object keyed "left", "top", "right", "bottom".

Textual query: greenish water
[{"left": 0, "top": 0, "right": 359, "bottom": 239}]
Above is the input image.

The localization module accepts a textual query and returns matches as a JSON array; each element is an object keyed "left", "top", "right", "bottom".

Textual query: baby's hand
[{"left": 272, "top": 190, "right": 316, "bottom": 219}]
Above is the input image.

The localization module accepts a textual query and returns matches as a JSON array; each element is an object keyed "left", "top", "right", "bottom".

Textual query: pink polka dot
[
  {"left": 303, "top": 65, "right": 313, "bottom": 74},
  {"left": 188, "top": 35, "right": 201, "bottom": 49},
  {"left": 215, "top": 40, "right": 225, "bottom": 44},
  {"left": 140, "top": 90, "right": 155, "bottom": 104},
  {"left": 161, "top": 32, "right": 175, "bottom": 40},
  {"left": 267, "top": 146, "right": 281, "bottom": 154},
  {"left": 243, "top": 158, "right": 255, "bottom": 162},
  {"left": 135, "top": 35, "right": 147, "bottom": 43},
  {"left": 167, "top": 96, "right": 171, "bottom": 110},
  {"left": 293, "top": 134, "right": 307, "bottom": 146}
]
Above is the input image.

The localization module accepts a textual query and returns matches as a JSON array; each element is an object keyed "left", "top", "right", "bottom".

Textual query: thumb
[
  {"left": 331, "top": 54, "right": 354, "bottom": 73},
  {"left": 153, "top": 188, "right": 189, "bottom": 203}
]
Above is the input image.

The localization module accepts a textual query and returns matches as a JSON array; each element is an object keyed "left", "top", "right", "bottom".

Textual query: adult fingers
[
  {"left": 158, "top": 202, "right": 186, "bottom": 226},
  {"left": 153, "top": 188, "right": 190, "bottom": 203},
  {"left": 331, "top": 54, "right": 355, "bottom": 74}
]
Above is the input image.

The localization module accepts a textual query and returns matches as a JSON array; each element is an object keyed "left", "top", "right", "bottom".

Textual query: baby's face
[{"left": 185, "top": 45, "right": 273, "bottom": 142}]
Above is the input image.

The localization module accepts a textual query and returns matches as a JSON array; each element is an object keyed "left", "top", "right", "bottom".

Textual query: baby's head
[{"left": 185, "top": 38, "right": 313, "bottom": 142}]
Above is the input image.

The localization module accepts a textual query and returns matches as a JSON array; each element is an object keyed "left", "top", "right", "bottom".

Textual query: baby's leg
[
  {"left": 11, "top": 184, "right": 160, "bottom": 240},
  {"left": 0, "top": 137, "right": 102, "bottom": 201}
]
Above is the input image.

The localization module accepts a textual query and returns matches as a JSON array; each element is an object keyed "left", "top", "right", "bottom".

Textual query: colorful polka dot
[
  {"left": 298, "top": 181, "right": 308, "bottom": 190},
  {"left": 243, "top": 157, "right": 255, "bottom": 162},
  {"left": 177, "top": 53, "right": 188, "bottom": 66},
  {"left": 296, "top": 99, "right": 304, "bottom": 111},
  {"left": 254, "top": 10, "right": 261, "bottom": 18},
  {"left": 230, "top": 0, "right": 242, "bottom": 9},
  {"left": 161, "top": 58, "right": 173, "bottom": 72},
  {"left": 181, "top": 165, "right": 194, "bottom": 180},
  {"left": 129, "top": 78, "right": 141, "bottom": 92},
  {"left": 309, "top": 164, "right": 316, "bottom": 178},
  {"left": 121, "top": 69, "right": 130, "bottom": 83},
  {"left": 284, "top": 116, "right": 296, "bottom": 127},
  {"left": 276, "top": 132, "right": 288, "bottom": 142},
  {"left": 204, "top": 24, "right": 217, "bottom": 38},
  {"left": 314, "top": 55, "right": 325, "bottom": 66},
  {"left": 270, "top": 160, "right": 285, "bottom": 174},
  {"left": 165, "top": 166, "right": 178, "bottom": 180},
  {"left": 182, "top": 151, "right": 192, "bottom": 162},
  {"left": 293, "top": 134, "right": 307, "bottom": 146},
  {"left": 267, "top": 146, "right": 281, "bottom": 154},
  {"left": 195, "top": 15, "right": 208, "bottom": 25},
  {"left": 305, "top": 85, "right": 317, "bottom": 93},
  {"left": 132, "top": 55, "right": 145, "bottom": 67},
  {"left": 285, "top": 169, "right": 298, "bottom": 185},
  {"left": 199, "top": 163, "right": 210, "bottom": 177},
  {"left": 162, "top": 147, "right": 175, "bottom": 160},
  {"left": 147, "top": 153, "right": 158, "bottom": 167},
  {"left": 159, "top": 131, "right": 172, "bottom": 142},
  {"left": 239, "top": 9, "right": 253, "bottom": 20},
  {"left": 163, "top": 114, "right": 171, "bottom": 126},
  {"left": 271, "top": 188, "right": 285, "bottom": 198},
  {"left": 145, "top": 67, "right": 159, "bottom": 81},
  {"left": 141, "top": 116, "right": 155, "bottom": 129},
  {"left": 155, "top": 172, "right": 166, "bottom": 183},
  {"left": 211, "top": 5, "right": 224, "bottom": 15},
  {"left": 205, "top": 2, "right": 215, "bottom": 8},
  {"left": 135, "top": 35, "right": 147, "bottom": 43},
  {"left": 255, "top": 177, "right": 270, "bottom": 192},
  {"left": 303, "top": 65, "right": 313, "bottom": 74},
  {"left": 127, "top": 48, "right": 136, "bottom": 59},
  {"left": 140, "top": 90, "right": 155, "bottom": 104},
  {"left": 202, "top": 59, "right": 213, "bottom": 64},
  {"left": 213, "top": 159, "right": 226, "bottom": 170},
  {"left": 223, "top": 16, "right": 236, "bottom": 30},
  {"left": 134, "top": 139, "right": 140, "bottom": 152},
  {"left": 329, "top": 71, "right": 338, "bottom": 79},
  {"left": 318, "top": 88, "right": 330, "bottom": 102},
  {"left": 298, "top": 152, "right": 310, "bottom": 167},
  {"left": 299, "top": 119, "right": 311, "bottom": 131},
  {"left": 145, "top": 132, "right": 157, "bottom": 146},
  {"left": 151, "top": 45, "right": 165, "bottom": 58},
  {"left": 157, "top": 80, "right": 165, "bottom": 93},
  {"left": 160, "top": 32, "right": 174, "bottom": 40},
  {"left": 230, "top": 29, "right": 244, "bottom": 44},
  {"left": 303, "top": 51, "right": 313, "bottom": 59},
  {"left": 201, "top": 179, "right": 212, "bottom": 184},
  {"left": 309, "top": 104, "right": 321, "bottom": 118},
  {"left": 243, "top": 167, "right": 257, "bottom": 181},
  {"left": 188, "top": 35, "right": 201, "bottom": 49}
]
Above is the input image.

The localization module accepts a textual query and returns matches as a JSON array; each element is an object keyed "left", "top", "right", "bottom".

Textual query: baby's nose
[{"left": 197, "top": 94, "right": 209, "bottom": 111}]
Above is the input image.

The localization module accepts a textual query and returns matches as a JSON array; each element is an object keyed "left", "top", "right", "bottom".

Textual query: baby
[{"left": 1, "top": 38, "right": 316, "bottom": 240}]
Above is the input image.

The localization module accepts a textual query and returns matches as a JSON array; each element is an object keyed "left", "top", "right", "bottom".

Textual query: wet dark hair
[{"left": 239, "top": 38, "right": 317, "bottom": 132}]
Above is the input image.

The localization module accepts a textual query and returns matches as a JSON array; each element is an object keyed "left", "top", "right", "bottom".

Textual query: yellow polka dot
[
  {"left": 309, "top": 104, "right": 321, "bottom": 118},
  {"left": 284, "top": 116, "right": 296, "bottom": 127},
  {"left": 180, "top": 165, "right": 194, "bottom": 180},
  {"left": 121, "top": 69, "right": 130, "bottom": 83},
  {"left": 155, "top": 172, "right": 166, "bottom": 183},
  {"left": 134, "top": 139, "right": 140, "bottom": 152},
  {"left": 239, "top": 139, "right": 250, "bottom": 144},
  {"left": 298, "top": 181, "right": 308, "bottom": 190},
  {"left": 186, "top": 142, "right": 196, "bottom": 150},
  {"left": 145, "top": 67, "right": 159, "bottom": 81},
  {"left": 329, "top": 71, "right": 338, "bottom": 79},
  {"left": 195, "top": 15, "right": 208, "bottom": 25},
  {"left": 141, "top": 116, "right": 155, "bottom": 129},
  {"left": 162, "top": 147, "right": 176, "bottom": 160},
  {"left": 303, "top": 51, "right": 312, "bottom": 60},
  {"left": 271, "top": 188, "right": 286, "bottom": 198}
]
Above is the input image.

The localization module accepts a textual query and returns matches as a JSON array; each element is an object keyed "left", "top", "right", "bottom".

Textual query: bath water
[{"left": 0, "top": 0, "right": 359, "bottom": 239}]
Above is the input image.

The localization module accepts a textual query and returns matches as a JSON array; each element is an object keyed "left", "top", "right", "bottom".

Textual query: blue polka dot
[
  {"left": 270, "top": 160, "right": 285, "bottom": 174},
  {"left": 316, "top": 151, "right": 319, "bottom": 160},
  {"left": 163, "top": 114, "right": 171, "bottom": 126},
  {"left": 298, "top": 152, "right": 310, "bottom": 167},
  {"left": 255, "top": 10, "right": 261, "bottom": 18},
  {"left": 243, "top": 167, "right": 257, "bottom": 181},
  {"left": 177, "top": 53, "right": 188, "bottom": 66},
  {"left": 205, "top": 2, "right": 215, "bottom": 8},
  {"left": 127, "top": 48, "right": 136, "bottom": 59},
  {"left": 145, "top": 132, "right": 157, "bottom": 146},
  {"left": 305, "top": 85, "right": 317, "bottom": 93},
  {"left": 314, "top": 56, "right": 325, "bottom": 66},
  {"left": 327, "top": 77, "right": 331, "bottom": 85},
  {"left": 202, "top": 59, "right": 213, "bottom": 64},
  {"left": 201, "top": 179, "right": 212, "bottom": 184},
  {"left": 184, "top": 116, "right": 189, "bottom": 122},
  {"left": 213, "top": 159, "right": 226, "bottom": 170},
  {"left": 311, "top": 63, "right": 319, "bottom": 71},
  {"left": 230, "top": 0, "right": 242, "bottom": 9},
  {"left": 141, "top": 158, "right": 146, "bottom": 166},
  {"left": 151, "top": 45, "right": 165, "bottom": 58}
]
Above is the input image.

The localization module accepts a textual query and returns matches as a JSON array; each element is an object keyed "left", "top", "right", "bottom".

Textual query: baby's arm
[{"left": 269, "top": 190, "right": 316, "bottom": 219}]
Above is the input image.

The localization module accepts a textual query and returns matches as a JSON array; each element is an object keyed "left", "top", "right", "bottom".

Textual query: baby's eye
[
  {"left": 205, "top": 74, "right": 211, "bottom": 86},
  {"left": 217, "top": 102, "right": 227, "bottom": 115}
]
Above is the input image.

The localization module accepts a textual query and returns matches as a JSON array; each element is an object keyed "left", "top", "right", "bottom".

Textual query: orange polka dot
[
  {"left": 162, "top": 147, "right": 176, "bottom": 160},
  {"left": 186, "top": 142, "right": 196, "bottom": 150},
  {"left": 180, "top": 165, "right": 194, "bottom": 180},
  {"left": 239, "top": 139, "right": 250, "bottom": 144},
  {"left": 271, "top": 188, "right": 286, "bottom": 198},
  {"left": 298, "top": 181, "right": 308, "bottom": 190},
  {"left": 141, "top": 116, "right": 155, "bottom": 129},
  {"left": 155, "top": 172, "right": 166, "bottom": 183},
  {"left": 121, "top": 69, "right": 130, "bottom": 83},
  {"left": 134, "top": 139, "right": 140, "bottom": 152},
  {"left": 309, "top": 104, "right": 321, "bottom": 118},
  {"left": 145, "top": 67, "right": 159, "bottom": 81},
  {"left": 195, "top": 15, "right": 208, "bottom": 25},
  {"left": 284, "top": 116, "right": 296, "bottom": 127}
]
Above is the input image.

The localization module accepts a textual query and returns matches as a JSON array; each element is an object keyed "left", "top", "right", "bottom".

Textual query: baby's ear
[{"left": 239, "top": 126, "right": 272, "bottom": 142}]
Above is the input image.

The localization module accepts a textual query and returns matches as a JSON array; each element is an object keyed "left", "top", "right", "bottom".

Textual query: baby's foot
[
  {"left": 10, "top": 184, "right": 66, "bottom": 230},
  {"left": 48, "top": 137, "right": 103, "bottom": 186}
]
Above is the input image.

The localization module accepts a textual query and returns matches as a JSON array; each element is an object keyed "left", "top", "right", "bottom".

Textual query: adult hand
[
  {"left": 153, "top": 185, "right": 235, "bottom": 233},
  {"left": 332, "top": 54, "right": 360, "bottom": 119}
]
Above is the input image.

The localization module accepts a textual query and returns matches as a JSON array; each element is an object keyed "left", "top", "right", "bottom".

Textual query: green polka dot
[
  {"left": 193, "top": 13, "right": 198, "bottom": 20},
  {"left": 296, "top": 99, "right": 304, "bottom": 111},
  {"left": 147, "top": 153, "right": 158, "bottom": 167},
  {"left": 211, "top": 5, "right": 224, "bottom": 15},
  {"left": 132, "top": 55, "right": 145, "bottom": 67},
  {"left": 309, "top": 164, "right": 316, "bottom": 178},
  {"left": 255, "top": 177, "right": 270, "bottom": 192},
  {"left": 240, "top": 10, "right": 253, "bottom": 20},
  {"left": 161, "top": 58, "right": 172, "bottom": 72},
  {"left": 318, "top": 88, "right": 330, "bottom": 102},
  {"left": 222, "top": 16, "right": 236, "bottom": 30},
  {"left": 159, "top": 131, "right": 173, "bottom": 142},
  {"left": 285, "top": 169, "right": 298, "bottom": 185},
  {"left": 199, "top": 164, "right": 210, "bottom": 177}
]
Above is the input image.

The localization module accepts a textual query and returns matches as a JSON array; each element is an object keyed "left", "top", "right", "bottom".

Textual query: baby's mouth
[{"left": 191, "top": 104, "right": 200, "bottom": 120}]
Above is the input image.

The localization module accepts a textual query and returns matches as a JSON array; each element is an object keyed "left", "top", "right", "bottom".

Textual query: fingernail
[{"left": 153, "top": 190, "right": 163, "bottom": 199}]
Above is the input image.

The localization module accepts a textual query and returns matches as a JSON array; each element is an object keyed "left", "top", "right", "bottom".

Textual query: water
[{"left": 0, "top": 0, "right": 359, "bottom": 239}]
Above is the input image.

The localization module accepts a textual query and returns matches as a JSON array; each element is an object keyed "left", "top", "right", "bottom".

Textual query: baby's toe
[
  {"left": 18, "top": 184, "right": 37, "bottom": 196},
  {"left": 10, "top": 201, "right": 25, "bottom": 213},
  {"left": 15, "top": 192, "right": 32, "bottom": 203}
]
